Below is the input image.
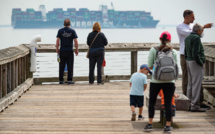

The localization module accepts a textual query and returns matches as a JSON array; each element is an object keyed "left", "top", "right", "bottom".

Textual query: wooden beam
[
  {"left": 18, "top": 58, "right": 22, "bottom": 85},
  {"left": 204, "top": 60, "right": 209, "bottom": 76},
  {"left": 209, "top": 61, "right": 214, "bottom": 76},
  {"left": 2, "top": 64, "right": 7, "bottom": 97},
  {"left": 11, "top": 61, "right": 15, "bottom": 91},
  {"left": 0, "top": 44, "right": 30, "bottom": 65},
  {"left": 131, "top": 51, "right": 137, "bottom": 75},
  {"left": 7, "top": 62, "right": 11, "bottom": 93},
  {"left": 0, "top": 65, "right": 2, "bottom": 98},
  {"left": 0, "top": 78, "right": 33, "bottom": 112},
  {"left": 15, "top": 59, "right": 18, "bottom": 88}
]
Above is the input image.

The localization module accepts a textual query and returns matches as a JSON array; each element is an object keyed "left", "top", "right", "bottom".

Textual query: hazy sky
[{"left": 0, "top": 0, "right": 215, "bottom": 25}]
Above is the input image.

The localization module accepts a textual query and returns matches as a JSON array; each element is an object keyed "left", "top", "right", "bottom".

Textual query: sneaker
[
  {"left": 138, "top": 115, "right": 144, "bottom": 120},
  {"left": 131, "top": 112, "right": 136, "bottom": 121},
  {"left": 200, "top": 103, "right": 211, "bottom": 110},
  {"left": 164, "top": 126, "right": 172, "bottom": 133},
  {"left": 97, "top": 82, "right": 104, "bottom": 85},
  {"left": 190, "top": 107, "right": 206, "bottom": 112},
  {"left": 59, "top": 81, "right": 64, "bottom": 84},
  {"left": 144, "top": 124, "right": 153, "bottom": 132},
  {"left": 68, "top": 81, "right": 75, "bottom": 84}
]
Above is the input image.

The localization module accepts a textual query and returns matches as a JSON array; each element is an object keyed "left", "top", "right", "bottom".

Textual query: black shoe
[
  {"left": 200, "top": 103, "right": 211, "bottom": 110},
  {"left": 164, "top": 126, "right": 172, "bottom": 133},
  {"left": 97, "top": 82, "right": 104, "bottom": 85},
  {"left": 68, "top": 81, "right": 75, "bottom": 84},
  {"left": 59, "top": 81, "right": 64, "bottom": 84},
  {"left": 144, "top": 124, "right": 153, "bottom": 132},
  {"left": 89, "top": 83, "right": 94, "bottom": 85},
  {"left": 138, "top": 115, "right": 144, "bottom": 120},
  {"left": 190, "top": 107, "right": 206, "bottom": 112}
]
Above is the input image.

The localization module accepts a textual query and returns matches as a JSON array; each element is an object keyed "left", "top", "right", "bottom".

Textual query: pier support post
[{"left": 131, "top": 51, "right": 137, "bottom": 75}]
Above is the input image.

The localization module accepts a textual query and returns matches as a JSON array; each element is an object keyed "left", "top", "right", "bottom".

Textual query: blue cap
[{"left": 140, "top": 64, "right": 152, "bottom": 75}]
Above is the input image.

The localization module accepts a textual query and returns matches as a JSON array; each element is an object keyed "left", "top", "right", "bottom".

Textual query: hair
[
  {"left": 64, "top": 19, "right": 71, "bottom": 27},
  {"left": 183, "top": 10, "right": 194, "bottom": 18},
  {"left": 92, "top": 22, "right": 101, "bottom": 32},
  {"left": 192, "top": 23, "right": 203, "bottom": 33},
  {"left": 159, "top": 34, "right": 172, "bottom": 52}
]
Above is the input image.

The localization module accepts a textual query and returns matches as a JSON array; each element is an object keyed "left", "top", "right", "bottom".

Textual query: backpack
[{"left": 153, "top": 47, "right": 179, "bottom": 81}]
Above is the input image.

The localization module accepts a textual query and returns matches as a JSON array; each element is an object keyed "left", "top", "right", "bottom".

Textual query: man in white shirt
[{"left": 177, "top": 10, "right": 212, "bottom": 108}]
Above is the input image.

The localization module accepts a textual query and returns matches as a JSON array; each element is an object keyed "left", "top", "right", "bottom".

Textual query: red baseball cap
[{"left": 160, "top": 31, "right": 171, "bottom": 40}]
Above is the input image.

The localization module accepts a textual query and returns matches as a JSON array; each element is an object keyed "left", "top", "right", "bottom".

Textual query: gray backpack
[{"left": 153, "top": 47, "right": 178, "bottom": 81}]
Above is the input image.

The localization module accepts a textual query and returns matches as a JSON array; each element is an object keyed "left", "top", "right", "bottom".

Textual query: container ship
[{"left": 11, "top": 5, "right": 159, "bottom": 29}]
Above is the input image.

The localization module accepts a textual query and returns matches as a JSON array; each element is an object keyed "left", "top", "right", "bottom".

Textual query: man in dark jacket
[
  {"left": 185, "top": 23, "right": 206, "bottom": 112},
  {"left": 56, "top": 19, "right": 79, "bottom": 84}
]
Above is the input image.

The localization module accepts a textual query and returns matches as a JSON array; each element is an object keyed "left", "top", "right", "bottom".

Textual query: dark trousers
[
  {"left": 89, "top": 49, "right": 104, "bottom": 83},
  {"left": 180, "top": 55, "right": 188, "bottom": 95},
  {"left": 59, "top": 51, "right": 74, "bottom": 82},
  {"left": 149, "top": 83, "right": 175, "bottom": 121}
]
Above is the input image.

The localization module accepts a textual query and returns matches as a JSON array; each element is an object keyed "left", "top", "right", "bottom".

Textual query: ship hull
[{"left": 13, "top": 20, "right": 159, "bottom": 29}]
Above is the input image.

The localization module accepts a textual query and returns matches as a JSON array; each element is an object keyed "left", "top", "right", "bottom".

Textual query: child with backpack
[
  {"left": 129, "top": 64, "right": 152, "bottom": 121},
  {"left": 144, "top": 31, "right": 179, "bottom": 133},
  {"left": 158, "top": 89, "right": 179, "bottom": 121}
]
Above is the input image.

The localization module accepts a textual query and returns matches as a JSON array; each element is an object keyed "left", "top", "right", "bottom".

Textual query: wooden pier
[{"left": 1, "top": 43, "right": 215, "bottom": 133}]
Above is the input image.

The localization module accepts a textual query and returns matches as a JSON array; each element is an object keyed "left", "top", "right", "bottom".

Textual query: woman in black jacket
[{"left": 87, "top": 22, "right": 108, "bottom": 84}]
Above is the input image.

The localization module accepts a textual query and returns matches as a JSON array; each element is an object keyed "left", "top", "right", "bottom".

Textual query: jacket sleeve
[
  {"left": 192, "top": 37, "right": 203, "bottom": 66},
  {"left": 86, "top": 33, "right": 90, "bottom": 46},
  {"left": 148, "top": 48, "right": 156, "bottom": 68},
  {"left": 102, "top": 33, "right": 108, "bottom": 46}
]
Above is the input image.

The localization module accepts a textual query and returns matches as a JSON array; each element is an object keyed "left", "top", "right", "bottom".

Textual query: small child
[
  {"left": 129, "top": 64, "right": 152, "bottom": 121},
  {"left": 158, "top": 89, "right": 179, "bottom": 121}
]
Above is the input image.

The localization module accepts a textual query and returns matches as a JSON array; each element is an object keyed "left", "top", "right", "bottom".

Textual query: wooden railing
[
  {"left": 202, "top": 44, "right": 215, "bottom": 106},
  {"left": 25, "top": 43, "right": 181, "bottom": 84},
  {"left": 0, "top": 44, "right": 34, "bottom": 112},
  {"left": 1, "top": 42, "right": 215, "bottom": 109}
]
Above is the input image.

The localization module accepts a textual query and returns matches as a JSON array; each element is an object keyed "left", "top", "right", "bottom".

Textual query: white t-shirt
[{"left": 176, "top": 23, "right": 193, "bottom": 55}]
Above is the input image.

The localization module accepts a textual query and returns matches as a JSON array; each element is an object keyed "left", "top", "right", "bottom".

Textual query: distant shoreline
[{"left": 0, "top": 25, "right": 11, "bottom": 28}]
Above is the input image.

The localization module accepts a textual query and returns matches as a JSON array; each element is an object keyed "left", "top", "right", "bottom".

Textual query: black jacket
[{"left": 87, "top": 31, "right": 108, "bottom": 48}]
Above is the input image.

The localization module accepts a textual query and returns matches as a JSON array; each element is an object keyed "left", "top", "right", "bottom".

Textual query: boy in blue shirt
[{"left": 130, "top": 64, "right": 152, "bottom": 121}]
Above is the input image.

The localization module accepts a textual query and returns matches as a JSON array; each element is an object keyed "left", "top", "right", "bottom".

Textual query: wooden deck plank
[{"left": 0, "top": 80, "right": 215, "bottom": 133}]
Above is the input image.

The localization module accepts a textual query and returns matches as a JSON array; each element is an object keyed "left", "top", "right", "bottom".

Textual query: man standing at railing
[
  {"left": 185, "top": 23, "right": 207, "bottom": 112},
  {"left": 176, "top": 10, "right": 212, "bottom": 109},
  {"left": 56, "top": 19, "right": 79, "bottom": 84}
]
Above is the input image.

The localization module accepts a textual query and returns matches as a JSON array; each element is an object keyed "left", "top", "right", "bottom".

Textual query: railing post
[
  {"left": 0, "top": 65, "right": 2, "bottom": 98},
  {"left": 204, "top": 60, "right": 209, "bottom": 76},
  {"left": 18, "top": 58, "right": 22, "bottom": 85},
  {"left": 131, "top": 51, "right": 138, "bottom": 75},
  {"left": 15, "top": 59, "right": 18, "bottom": 87},
  {"left": 28, "top": 53, "right": 33, "bottom": 78},
  {"left": 11, "top": 61, "right": 15, "bottom": 91},
  {"left": 7, "top": 62, "right": 11, "bottom": 93},
  {"left": 2, "top": 64, "right": 7, "bottom": 97},
  {"left": 209, "top": 61, "right": 214, "bottom": 76}
]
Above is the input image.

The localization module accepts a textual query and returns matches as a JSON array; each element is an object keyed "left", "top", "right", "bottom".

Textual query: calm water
[{"left": 0, "top": 26, "right": 214, "bottom": 77}]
